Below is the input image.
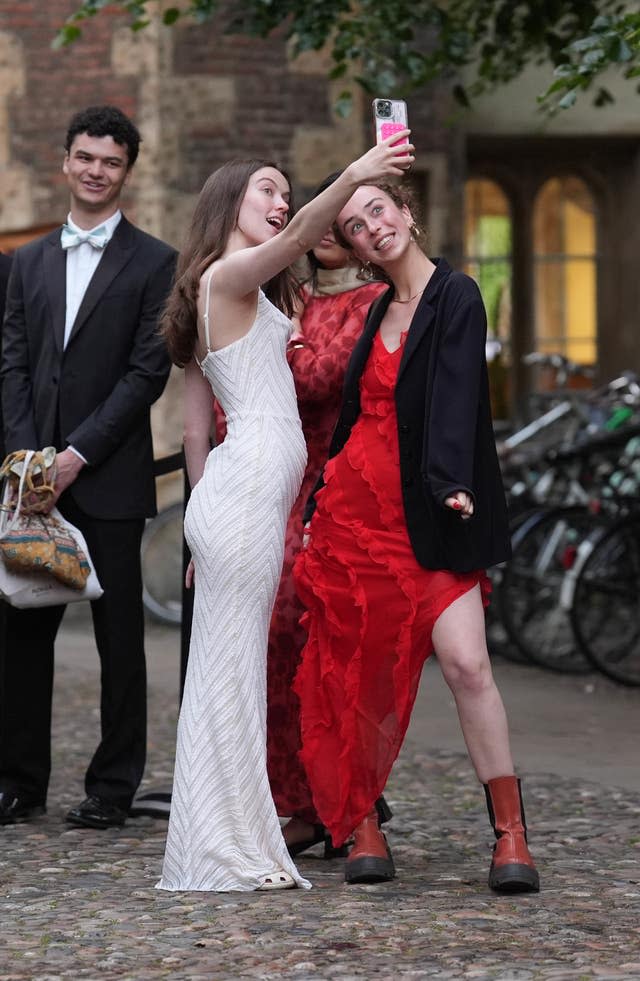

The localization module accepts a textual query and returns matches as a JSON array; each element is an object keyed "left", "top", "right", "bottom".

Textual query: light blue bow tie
[{"left": 60, "top": 224, "right": 109, "bottom": 250}]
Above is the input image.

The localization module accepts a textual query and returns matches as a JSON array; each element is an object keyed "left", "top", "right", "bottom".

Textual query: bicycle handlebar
[
  {"left": 522, "top": 351, "right": 596, "bottom": 385},
  {"left": 591, "top": 372, "right": 640, "bottom": 402},
  {"left": 522, "top": 355, "right": 639, "bottom": 404}
]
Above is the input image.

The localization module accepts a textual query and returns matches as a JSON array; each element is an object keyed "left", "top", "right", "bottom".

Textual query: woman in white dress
[{"left": 156, "top": 135, "right": 414, "bottom": 892}]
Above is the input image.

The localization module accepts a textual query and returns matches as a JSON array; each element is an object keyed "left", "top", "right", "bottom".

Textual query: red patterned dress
[
  {"left": 266, "top": 275, "right": 387, "bottom": 822},
  {"left": 293, "top": 330, "right": 489, "bottom": 847}
]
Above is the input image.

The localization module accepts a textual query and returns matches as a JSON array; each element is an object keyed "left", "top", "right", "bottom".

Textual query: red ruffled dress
[
  {"left": 265, "top": 279, "right": 386, "bottom": 822},
  {"left": 293, "top": 329, "right": 489, "bottom": 847},
  {"left": 213, "top": 279, "right": 386, "bottom": 824}
]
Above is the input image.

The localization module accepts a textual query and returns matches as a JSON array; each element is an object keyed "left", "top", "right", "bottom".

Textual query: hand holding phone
[
  {"left": 345, "top": 128, "right": 414, "bottom": 185},
  {"left": 373, "top": 99, "right": 409, "bottom": 149}
]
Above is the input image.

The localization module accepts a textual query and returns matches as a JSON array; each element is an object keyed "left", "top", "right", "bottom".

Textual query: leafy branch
[
  {"left": 539, "top": 12, "right": 640, "bottom": 113},
  {"left": 54, "top": 1, "right": 640, "bottom": 115}
]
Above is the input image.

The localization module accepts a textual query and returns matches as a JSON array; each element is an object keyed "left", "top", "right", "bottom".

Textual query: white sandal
[{"left": 256, "top": 870, "right": 296, "bottom": 891}]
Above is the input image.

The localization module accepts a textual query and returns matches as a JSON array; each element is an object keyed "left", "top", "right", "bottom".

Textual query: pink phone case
[
  {"left": 373, "top": 99, "right": 409, "bottom": 150},
  {"left": 379, "top": 122, "right": 408, "bottom": 146}
]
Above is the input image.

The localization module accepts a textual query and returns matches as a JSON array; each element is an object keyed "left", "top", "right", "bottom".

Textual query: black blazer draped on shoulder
[{"left": 305, "top": 258, "right": 511, "bottom": 573}]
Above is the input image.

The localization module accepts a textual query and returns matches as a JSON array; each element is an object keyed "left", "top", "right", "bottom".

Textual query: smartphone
[{"left": 373, "top": 98, "right": 409, "bottom": 147}]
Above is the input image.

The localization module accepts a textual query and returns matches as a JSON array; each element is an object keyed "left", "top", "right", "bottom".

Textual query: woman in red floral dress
[
  {"left": 294, "top": 180, "right": 540, "bottom": 893},
  {"left": 267, "top": 218, "right": 386, "bottom": 853}
]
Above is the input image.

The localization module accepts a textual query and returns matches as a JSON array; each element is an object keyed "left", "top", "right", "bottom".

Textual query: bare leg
[
  {"left": 282, "top": 816, "right": 317, "bottom": 848},
  {"left": 433, "top": 585, "right": 539, "bottom": 892},
  {"left": 431, "top": 584, "right": 514, "bottom": 782}
]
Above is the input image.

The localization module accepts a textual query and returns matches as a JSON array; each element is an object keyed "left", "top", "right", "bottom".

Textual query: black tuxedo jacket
[
  {"left": 0, "top": 252, "right": 13, "bottom": 459},
  {"left": 0, "top": 217, "right": 176, "bottom": 519},
  {"left": 306, "top": 258, "right": 511, "bottom": 573}
]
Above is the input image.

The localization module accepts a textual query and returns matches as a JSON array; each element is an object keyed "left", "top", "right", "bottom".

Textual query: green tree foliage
[
  {"left": 539, "top": 11, "right": 640, "bottom": 112},
  {"left": 55, "top": 1, "right": 640, "bottom": 114}
]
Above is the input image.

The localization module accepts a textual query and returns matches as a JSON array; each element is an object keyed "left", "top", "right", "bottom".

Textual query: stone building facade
[
  {"left": 0, "top": 2, "right": 457, "bottom": 247},
  {"left": 0, "top": 0, "right": 458, "bottom": 478},
  {"left": 1, "top": 1, "right": 639, "bottom": 476}
]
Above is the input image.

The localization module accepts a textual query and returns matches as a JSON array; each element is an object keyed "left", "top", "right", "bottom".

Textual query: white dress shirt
[
  {"left": 63, "top": 209, "right": 122, "bottom": 349},
  {"left": 62, "top": 209, "right": 122, "bottom": 463}
]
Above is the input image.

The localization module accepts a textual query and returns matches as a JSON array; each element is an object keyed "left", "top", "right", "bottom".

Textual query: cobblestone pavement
[{"left": 1, "top": 653, "right": 640, "bottom": 980}]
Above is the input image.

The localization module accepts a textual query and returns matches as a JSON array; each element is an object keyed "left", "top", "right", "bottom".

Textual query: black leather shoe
[
  {"left": 0, "top": 792, "right": 46, "bottom": 825},
  {"left": 286, "top": 823, "right": 349, "bottom": 860},
  {"left": 66, "top": 795, "right": 127, "bottom": 829}
]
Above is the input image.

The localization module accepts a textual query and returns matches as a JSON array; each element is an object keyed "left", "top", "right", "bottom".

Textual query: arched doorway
[
  {"left": 463, "top": 177, "right": 513, "bottom": 419},
  {"left": 533, "top": 176, "right": 597, "bottom": 368}
]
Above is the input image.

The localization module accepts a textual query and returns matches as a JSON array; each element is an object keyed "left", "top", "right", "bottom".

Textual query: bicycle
[
  {"left": 568, "top": 511, "right": 640, "bottom": 686},
  {"left": 492, "top": 358, "right": 640, "bottom": 673},
  {"left": 497, "top": 425, "right": 640, "bottom": 674},
  {"left": 498, "top": 504, "right": 601, "bottom": 673},
  {"left": 140, "top": 501, "right": 184, "bottom": 626}
]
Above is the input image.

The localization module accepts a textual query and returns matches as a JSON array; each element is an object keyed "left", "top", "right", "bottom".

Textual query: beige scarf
[
  {"left": 314, "top": 265, "right": 377, "bottom": 296},
  {"left": 293, "top": 256, "right": 381, "bottom": 297}
]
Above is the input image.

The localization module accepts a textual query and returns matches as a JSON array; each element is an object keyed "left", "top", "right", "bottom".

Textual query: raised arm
[{"left": 211, "top": 133, "right": 414, "bottom": 299}]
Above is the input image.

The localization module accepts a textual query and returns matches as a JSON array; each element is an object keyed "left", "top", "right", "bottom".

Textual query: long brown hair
[{"left": 161, "top": 159, "right": 297, "bottom": 367}]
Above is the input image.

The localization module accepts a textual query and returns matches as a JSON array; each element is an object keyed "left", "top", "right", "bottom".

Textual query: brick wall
[
  {"left": 0, "top": 2, "right": 458, "bottom": 465},
  {"left": 0, "top": 1, "right": 138, "bottom": 230},
  {"left": 0, "top": 1, "right": 457, "bottom": 243}
]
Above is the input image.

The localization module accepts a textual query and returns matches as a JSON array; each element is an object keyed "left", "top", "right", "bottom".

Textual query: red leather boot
[
  {"left": 484, "top": 775, "right": 540, "bottom": 893},
  {"left": 344, "top": 810, "right": 395, "bottom": 884}
]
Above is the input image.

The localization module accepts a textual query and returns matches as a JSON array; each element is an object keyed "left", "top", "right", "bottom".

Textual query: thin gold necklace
[{"left": 391, "top": 286, "right": 425, "bottom": 304}]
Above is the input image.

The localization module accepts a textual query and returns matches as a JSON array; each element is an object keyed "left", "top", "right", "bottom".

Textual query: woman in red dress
[
  {"left": 294, "top": 181, "right": 540, "bottom": 893},
  {"left": 266, "top": 198, "right": 387, "bottom": 854}
]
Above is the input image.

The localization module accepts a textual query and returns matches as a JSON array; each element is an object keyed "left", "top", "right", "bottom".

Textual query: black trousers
[{"left": 0, "top": 494, "right": 146, "bottom": 808}]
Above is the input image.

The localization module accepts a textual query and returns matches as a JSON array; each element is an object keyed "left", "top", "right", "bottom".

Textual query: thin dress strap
[{"left": 203, "top": 266, "right": 215, "bottom": 353}]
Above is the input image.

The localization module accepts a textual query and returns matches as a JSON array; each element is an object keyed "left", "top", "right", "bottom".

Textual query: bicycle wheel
[
  {"left": 570, "top": 514, "right": 640, "bottom": 686},
  {"left": 485, "top": 565, "right": 528, "bottom": 663},
  {"left": 500, "top": 506, "right": 598, "bottom": 673},
  {"left": 141, "top": 501, "right": 184, "bottom": 625},
  {"left": 487, "top": 512, "right": 538, "bottom": 665}
]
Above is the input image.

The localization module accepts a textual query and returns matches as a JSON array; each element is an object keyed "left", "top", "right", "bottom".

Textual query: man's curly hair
[{"left": 64, "top": 105, "right": 141, "bottom": 169}]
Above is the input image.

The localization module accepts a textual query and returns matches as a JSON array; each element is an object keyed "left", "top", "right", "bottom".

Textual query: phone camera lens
[{"left": 376, "top": 100, "right": 392, "bottom": 118}]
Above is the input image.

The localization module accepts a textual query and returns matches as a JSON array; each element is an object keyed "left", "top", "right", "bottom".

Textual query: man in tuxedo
[{"left": 0, "top": 105, "right": 176, "bottom": 828}]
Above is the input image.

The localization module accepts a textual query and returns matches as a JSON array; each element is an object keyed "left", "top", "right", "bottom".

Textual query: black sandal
[{"left": 286, "top": 823, "right": 348, "bottom": 859}]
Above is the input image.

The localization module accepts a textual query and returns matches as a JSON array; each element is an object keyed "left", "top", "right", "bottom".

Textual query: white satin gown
[{"left": 157, "top": 282, "right": 310, "bottom": 891}]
